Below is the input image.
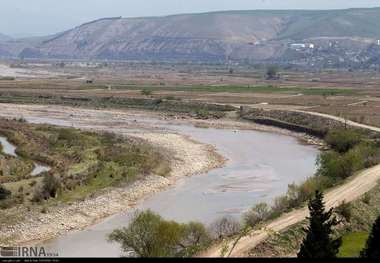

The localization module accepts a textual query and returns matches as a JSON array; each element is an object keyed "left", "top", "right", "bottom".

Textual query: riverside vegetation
[
  {"left": 243, "top": 128, "right": 380, "bottom": 229},
  {"left": 0, "top": 92, "right": 236, "bottom": 120},
  {"left": 245, "top": 128, "right": 380, "bottom": 258},
  {"left": 108, "top": 127, "right": 380, "bottom": 257},
  {"left": 0, "top": 118, "right": 170, "bottom": 211},
  {"left": 109, "top": 210, "right": 212, "bottom": 257}
]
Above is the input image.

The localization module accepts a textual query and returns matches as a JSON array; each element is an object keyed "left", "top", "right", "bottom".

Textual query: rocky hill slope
[{"left": 3, "top": 8, "right": 380, "bottom": 66}]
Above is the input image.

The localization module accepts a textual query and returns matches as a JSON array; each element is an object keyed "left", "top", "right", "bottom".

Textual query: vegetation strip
[
  {"left": 202, "top": 108, "right": 380, "bottom": 257},
  {"left": 0, "top": 92, "right": 237, "bottom": 120}
]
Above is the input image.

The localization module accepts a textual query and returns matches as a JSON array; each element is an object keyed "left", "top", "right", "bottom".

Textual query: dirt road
[
  {"left": 203, "top": 109, "right": 380, "bottom": 257},
  {"left": 295, "top": 110, "right": 380, "bottom": 133}
]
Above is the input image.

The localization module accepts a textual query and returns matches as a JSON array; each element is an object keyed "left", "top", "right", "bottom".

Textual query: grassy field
[{"left": 338, "top": 232, "right": 368, "bottom": 257}]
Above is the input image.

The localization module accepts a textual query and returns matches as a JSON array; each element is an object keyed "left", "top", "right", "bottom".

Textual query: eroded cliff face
[{"left": 20, "top": 14, "right": 288, "bottom": 61}]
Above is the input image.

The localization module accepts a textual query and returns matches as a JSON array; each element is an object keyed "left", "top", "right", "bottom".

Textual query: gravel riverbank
[{"left": 0, "top": 132, "right": 224, "bottom": 246}]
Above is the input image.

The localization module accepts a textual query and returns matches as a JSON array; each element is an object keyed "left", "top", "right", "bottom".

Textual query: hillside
[
  {"left": 0, "top": 33, "right": 12, "bottom": 42},
  {"left": 7, "top": 8, "right": 380, "bottom": 65}
]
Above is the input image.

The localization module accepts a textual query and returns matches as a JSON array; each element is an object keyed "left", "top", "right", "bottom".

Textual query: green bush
[
  {"left": 336, "top": 201, "right": 352, "bottom": 222},
  {"left": 245, "top": 129, "right": 380, "bottom": 238},
  {"left": 363, "top": 192, "right": 371, "bottom": 205},
  {"left": 0, "top": 185, "right": 11, "bottom": 200},
  {"left": 164, "top": 96, "right": 181, "bottom": 101},
  {"left": 109, "top": 210, "right": 211, "bottom": 257},
  {"left": 195, "top": 109, "right": 211, "bottom": 119},
  {"left": 266, "top": 65, "right": 279, "bottom": 80},
  {"left": 141, "top": 89, "right": 152, "bottom": 96},
  {"left": 353, "top": 142, "right": 380, "bottom": 168},
  {"left": 0, "top": 76, "right": 15, "bottom": 81},
  {"left": 244, "top": 203, "right": 272, "bottom": 227},
  {"left": 32, "top": 174, "right": 61, "bottom": 202},
  {"left": 316, "top": 149, "right": 364, "bottom": 180},
  {"left": 325, "top": 129, "right": 362, "bottom": 153}
]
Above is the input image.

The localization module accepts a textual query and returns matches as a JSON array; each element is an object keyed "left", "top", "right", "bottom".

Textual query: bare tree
[{"left": 209, "top": 216, "right": 242, "bottom": 240}]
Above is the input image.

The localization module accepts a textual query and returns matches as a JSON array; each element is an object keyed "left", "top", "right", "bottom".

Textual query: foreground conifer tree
[
  {"left": 360, "top": 215, "right": 380, "bottom": 258},
  {"left": 298, "top": 191, "right": 341, "bottom": 258}
]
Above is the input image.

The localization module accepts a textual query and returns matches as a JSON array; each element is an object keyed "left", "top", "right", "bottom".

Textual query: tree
[
  {"left": 244, "top": 202, "right": 271, "bottom": 227},
  {"left": 178, "top": 222, "right": 212, "bottom": 257},
  {"left": 41, "top": 174, "right": 61, "bottom": 198},
  {"left": 0, "top": 185, "right": 11, "bottom": 200},
  {"left": 316, "top": 150, "right": 361, "bottom": 180},
  {"left": 209, "top": 216, "right": 241, "bottom": 239},
  {"left": 298, "top": 191, "right": 341, "bottom": 258},
  {"left": 266, "top": 65, "right": 279, "bottom": 80},
  {"left": 32, "top": 174, "right": 61, "bottom": 202},
  {"left": 108, "top": 210, "right": 211, "bottom": 257},
  {"left": 360, "top": 215, "right": 380, "bottom": 258},
  {"left": 325, "top": 129, "right": 362, "bottom": 153}
]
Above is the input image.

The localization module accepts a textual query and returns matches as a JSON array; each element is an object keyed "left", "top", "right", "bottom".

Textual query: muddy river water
[
  {"left": 28, "top": 117, "right": 318, "bottom": 257},
  {"left": 0, "top": 106, "right": 318, "bottom": 257}
]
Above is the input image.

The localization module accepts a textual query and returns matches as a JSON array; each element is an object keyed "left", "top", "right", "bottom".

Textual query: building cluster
[{"left": 290, "top": 43, "right": 315, "bottom": 50}]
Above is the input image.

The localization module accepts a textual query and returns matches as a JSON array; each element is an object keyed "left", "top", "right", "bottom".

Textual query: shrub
[
  {"left": 141, "top": 89, "right": 152, "bottom": 96},
  {"left": 108, "top": 210, "right": 211, "bottom": 257},
  {"left": 335, "top": 201, "right": 352, "bottom": 222},
  {"left": 0, "top": 185, "right": 11, "bottom": 200},
  {"left": 29, "top": 180, "right": 37, "bottom": 187},
  {"left": 57, "top": 128, "right": 80, "bottom": 146},
  {"left": 325, "top": 129, "right": 362, "bottom": 153},
  {"left": 316, "top": 151, "right": 343, "bottom": 180},
  {"left": 42, "top": 174, "right": 61, "bottom": 198},
  {"left": 363, "top": 192, "right": 371, "bottom": 205},
  {"left": 354, "top": 142, "right": 380, "bottom": 168},
  {"left": 195, "top": 109, "right": 211, "bottom": 119},
  {"left": 266, "top": 65, "right": 279, "bottom": 80},
  {"left": 298, "top": 176, "right": 335, "bottom": 202},
  {"left": 0, "top": 76, "right": 15, "bottom": 81},
  {"left": 316, "top": 149, "right": 363, "bottom": 180},
  {"left": 178, "top": 222, "right": 212, "bottom": 257},
  {"left": 209, "top": 216, "right": 241, "bottom": 239},
  {"left": 164, "top": 96, "right": 180, "bottom": 101},
  {"left": 32, "top": 174, "right": 61, "bottom": 202},
  {"left": 244, "top": 203, "right": 271, "bottom": 227}
]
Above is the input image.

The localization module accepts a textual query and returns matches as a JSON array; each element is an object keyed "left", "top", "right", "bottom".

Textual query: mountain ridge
[{"left": 2, "top": 7, "right": 380, "bottom": 66}]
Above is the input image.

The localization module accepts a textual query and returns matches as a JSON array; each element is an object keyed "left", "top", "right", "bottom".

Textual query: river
[
  {"left": 0, "top": 135, "right": 51, "bottom": 176},
  {"left": 0, "top": 105, "right": 318, "bottom": 257},
  {"left": 34, "top": 117, "right": 318, "bottom": 257}
]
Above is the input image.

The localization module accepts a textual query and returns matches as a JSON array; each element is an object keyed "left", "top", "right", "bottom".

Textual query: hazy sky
[{"left": 2, "top": 0, "right": 380, "bottom": 37}]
